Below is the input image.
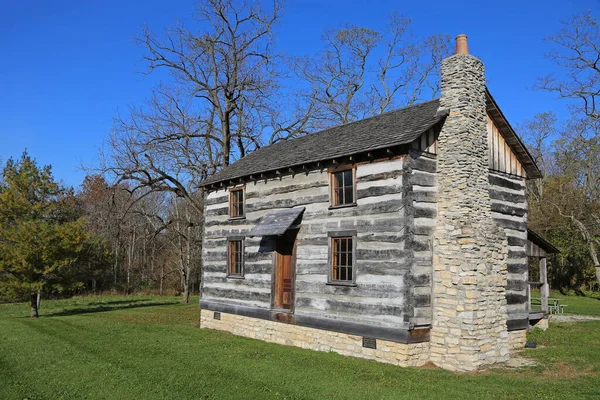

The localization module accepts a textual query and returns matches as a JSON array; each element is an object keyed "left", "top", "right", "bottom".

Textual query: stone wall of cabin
[
  {"left": 488, "top": 171, "right": 529, "bottom": 330},
  {"left": 201, "top": 155, "right": 430, "bottom": 336}
]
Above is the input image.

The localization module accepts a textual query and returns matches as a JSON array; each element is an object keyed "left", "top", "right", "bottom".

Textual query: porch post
[{"left": 540, "top": 257, "right": 549, "bottom": 313}]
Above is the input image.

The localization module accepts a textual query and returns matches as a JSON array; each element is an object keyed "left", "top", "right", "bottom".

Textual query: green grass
[{"left": 1, "top": 296, "right": 600, "bottom": 399}]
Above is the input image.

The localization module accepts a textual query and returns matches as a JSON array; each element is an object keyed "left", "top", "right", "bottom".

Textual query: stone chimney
[{"left": 430, "top": 34, "right": 510, "bottom": 371}]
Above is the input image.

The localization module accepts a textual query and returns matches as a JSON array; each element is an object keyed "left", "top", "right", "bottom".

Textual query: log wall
[
  {"left": 201, "top": 154, "right": 432, "bottom": 334},
  {"left": 488, "top": 170, "right": 529, "bottom": 330}
]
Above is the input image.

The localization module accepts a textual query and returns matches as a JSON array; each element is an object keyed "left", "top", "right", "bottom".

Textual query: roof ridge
[{"left": 304, "top": 98, "right": 441, "bottom": 136}]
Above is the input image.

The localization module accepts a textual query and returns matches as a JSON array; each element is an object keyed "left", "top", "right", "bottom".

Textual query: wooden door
[{"left": 274, "top": 231, "right": 297, "bottom": 311}]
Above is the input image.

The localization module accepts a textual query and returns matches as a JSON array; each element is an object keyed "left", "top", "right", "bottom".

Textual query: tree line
[{"left": 0, "top": 154, "right": 202, "bottom": 316}]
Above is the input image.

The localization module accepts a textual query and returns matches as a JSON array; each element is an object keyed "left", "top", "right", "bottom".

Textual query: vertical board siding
[
  {"left": 410, "top": 129, "right": 438, "bottom": 154},
  {"left": 202, "top": 156, "right": 418, "bottom": 330},
  {"left": 487, "top": 115, "right": 526, "bottom": 178},
  {"left": 488, "top": 171, "right": 529, "bottom": 323}
]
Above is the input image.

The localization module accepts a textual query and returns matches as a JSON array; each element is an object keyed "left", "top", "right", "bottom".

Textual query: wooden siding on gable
[
  {"left": 487, "top": 115, "right": 526, "bottom": 178},
  {"left": 410, "top": 128, "right": 437, "bottom": 154}
]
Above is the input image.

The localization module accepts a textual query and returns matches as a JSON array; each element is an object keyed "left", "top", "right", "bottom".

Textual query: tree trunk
[
  {"left": 223, "top": 114, "right": 231, "bottom": 167},
  {"left": 127, "top": 230, "right": 135, "bottom": 294},
  {"left": 113, "top": 239, "right": 119, "bottom": 286},
  {"left": 183, "top": 205, "right": 192, "bottom": 304},
  {"left": 160, "top": 263, "right": 164, "bottom": 296},
  {"left": 179, "top": 252, "right": 188, "bottom": 304},
  {"left": 182, "top": 286, "right": 190, "bottom": 304},
  {"left": 30, "top": 293, "right": 39, "bottom": 318}
]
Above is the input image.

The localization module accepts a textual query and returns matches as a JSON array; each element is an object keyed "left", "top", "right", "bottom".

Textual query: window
[
  {"left": 228, "top": 239, "right": 244, "bottom": 276},
  {"left": 229, "top": 187, "right": 245, "bottom": 218},
  {"left": 330, "top": 167, "right": 355, "bottom": 207},
  {"left": 331, "top": 237, "right": 353, "bottom": 282}
]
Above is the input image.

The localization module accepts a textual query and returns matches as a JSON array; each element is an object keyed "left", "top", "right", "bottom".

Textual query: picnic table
[{"left": 531, "top": 297, "right": 567, "bottom": 314}]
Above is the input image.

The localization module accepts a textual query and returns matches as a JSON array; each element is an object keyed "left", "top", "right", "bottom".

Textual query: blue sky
[{"left": 1, "top": 0, "right": 598, "bottom": 187}]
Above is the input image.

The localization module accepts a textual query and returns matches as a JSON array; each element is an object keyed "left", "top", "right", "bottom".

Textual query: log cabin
[{"left": 198, "top": 34, "right": 549, "bottom": 371}]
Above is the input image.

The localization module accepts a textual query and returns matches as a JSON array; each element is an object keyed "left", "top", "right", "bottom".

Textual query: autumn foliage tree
[{"left": 0, "top": 152, "right": 87, "bottom": 317}]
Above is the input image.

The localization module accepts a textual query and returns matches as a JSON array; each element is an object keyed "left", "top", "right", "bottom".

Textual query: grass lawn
[{"left": 1, "top": 296, "right": 600, "bottom": 399}]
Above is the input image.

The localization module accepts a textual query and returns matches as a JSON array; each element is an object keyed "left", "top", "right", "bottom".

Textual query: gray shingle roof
[{"left": 202, "top": 99, "right": 444, "bottom": 186}]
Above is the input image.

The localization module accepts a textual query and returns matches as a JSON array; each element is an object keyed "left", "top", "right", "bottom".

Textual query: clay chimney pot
[{"left": 456, "top": 34, "right": 468, "bottom": 55}]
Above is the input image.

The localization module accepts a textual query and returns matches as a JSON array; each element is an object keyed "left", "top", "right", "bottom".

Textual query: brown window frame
[
  {"left": 227, "top": 238, "right": 244, "bottom": 277},
  {"left": 329, "top": 236, "right": 356, "bottom": 285},
  {"left": 229, "top": 186, "right": 245, "bottom": 219},
  {"left": 329, "top": 165, "right": 357, "bottom": 208}
]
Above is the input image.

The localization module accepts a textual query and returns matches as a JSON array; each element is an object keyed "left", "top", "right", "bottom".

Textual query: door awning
[{"left": 248, "top": 207, "right": 305, "bottom": 237}]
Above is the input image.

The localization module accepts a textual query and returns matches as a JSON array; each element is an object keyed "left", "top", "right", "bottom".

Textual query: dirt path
[{"left": 550, "top": 314, "right": 600, "bottom": 322}]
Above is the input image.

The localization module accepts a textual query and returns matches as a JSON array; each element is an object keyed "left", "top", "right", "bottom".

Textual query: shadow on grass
[
  {"left": 87, "top": 299, "right": 151, "bottom": 306},
  {"left": 44, "top": 301, "right": 177, "bottom": 317}
]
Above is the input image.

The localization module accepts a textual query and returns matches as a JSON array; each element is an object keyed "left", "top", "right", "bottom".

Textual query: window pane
[
  {"left": 334, "top": 188, "right": 343, "bottom": 206},
  {"left": 229, "top": 242, "right": 234, "bottom": 274},
  {"left": 344, "top": 186, "right": 354, "bottom": 204},
  {"left": 343, "top": 170, "right": 352, "bottom": 187},
  {"left": 229, "top": 240, "right": 243, "bottom": 275},
  {"left": 332, "top": 237, "right": 353, "bottom": 282},
  {"left": 230, "top": 189, "right": 244, "bottom": 217},
  {"left": 334, "top": 171, "right": 344, "bottom": 188},
  {"left": 331, "top": 170, "right": 354, "bottom": 206}
]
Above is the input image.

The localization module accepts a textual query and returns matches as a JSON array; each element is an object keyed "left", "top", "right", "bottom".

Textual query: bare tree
[
  {"left": 296, "top": 13, "right": 451, "bottom": 127},
  {"left": 537, "top": 11, "right": 600, "bottom": 120},
  {"left": 295, "top": 25, "right": 381, "bottom": 125},
  {"left": 104, "top": 0, "right": 319, "bottom": 210}
]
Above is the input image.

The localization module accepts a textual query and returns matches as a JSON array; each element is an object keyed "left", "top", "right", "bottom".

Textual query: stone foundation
[
  {"left": 200, "top": 310, "right": 430, "bottom": 367},
  {"left": 530, "top": 318, "right": 549, "bottom": 331},
  {"left": 507, "top": 329, "right": 527, "bottom": 351}
]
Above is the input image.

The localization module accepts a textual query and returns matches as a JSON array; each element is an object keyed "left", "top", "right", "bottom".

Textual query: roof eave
[{"left": 527, "top": 228, "right": 560, "bottom": 254}]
